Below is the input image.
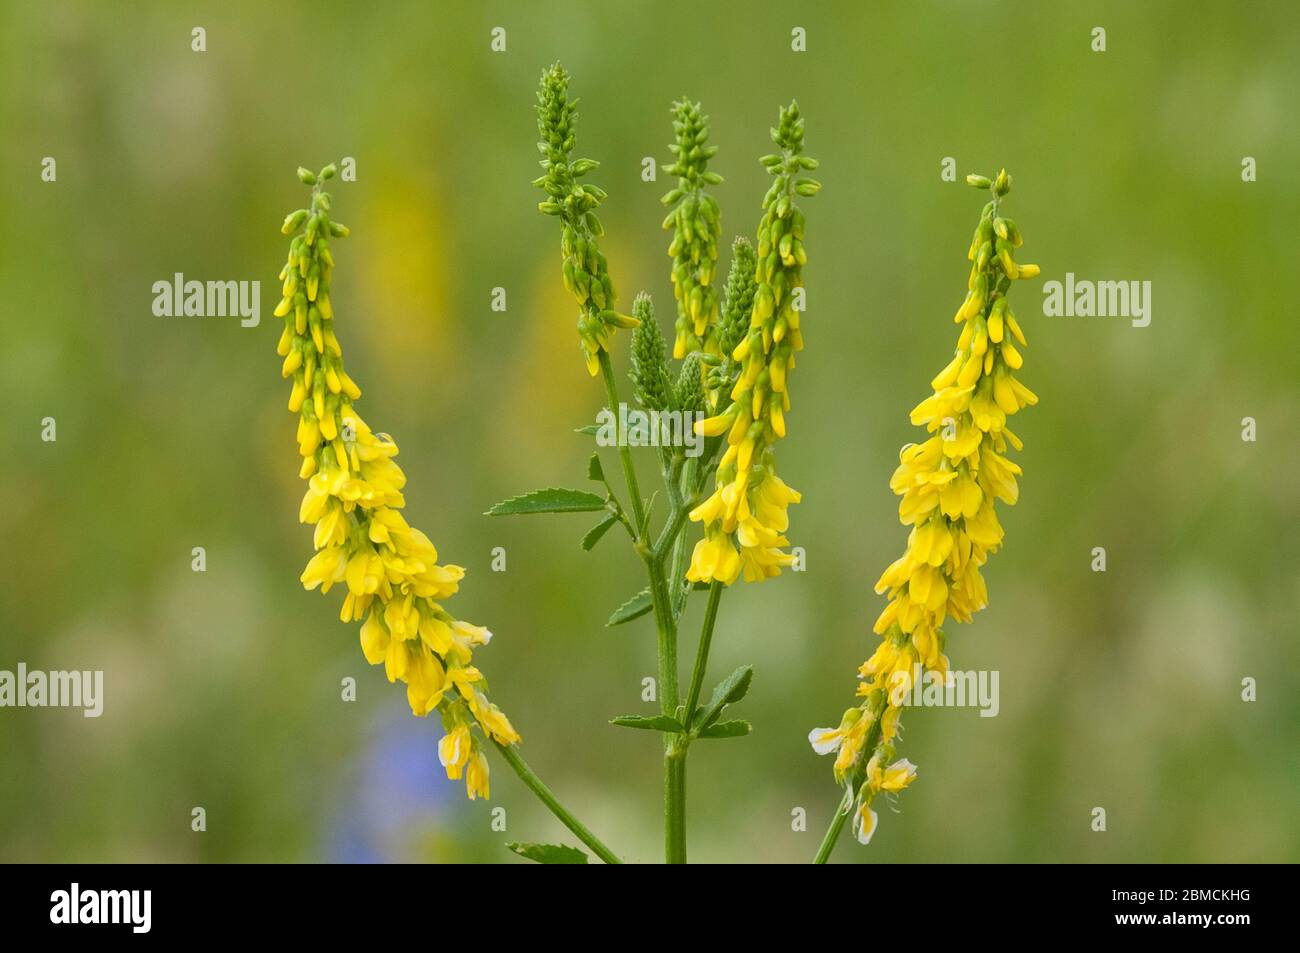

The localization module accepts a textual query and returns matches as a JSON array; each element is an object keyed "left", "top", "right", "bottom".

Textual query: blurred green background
[{"left": 1, "top": 0, "right": 1297, "bottom": 863}]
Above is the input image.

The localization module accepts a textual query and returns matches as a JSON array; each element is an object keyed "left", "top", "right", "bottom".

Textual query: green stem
[
  {"left": 658, "top": 579, "right": 725, "bottom": 865},
  {"left": 598, "top": 350, "right": 646, "bottom": 537},
  {"left": 644, "top": 558, "right": 680, "bottom": 713},
  {"left": 813, "top": 785, "right": 854, "bottom": 865},
  {"left": 665, "top": 743, "right": 687, "bottom": 863},
  {"left": 653, "top": 500, "right": 690, "bottom": 562},
  {"left": 669, "top": 456, "right": 701, "bottom": 616},
  {"left": 683, "top": 581, "right": 723, "bottom": 727},
  {"left": 595, "top": 346, "right": 685, "bottom": 861},
  {"left": 646, "top": 517, "right": 685, "bottom": 863},
  {"left": 493, "top": 741, "right": 622, "bottom": 864}
]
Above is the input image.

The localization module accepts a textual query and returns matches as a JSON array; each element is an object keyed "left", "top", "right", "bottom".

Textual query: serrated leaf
[
  {"left": 486, "top": 487, "right": 607, "bottom": 516},
  {"left": 586, "top": 452, "right": 605, "bottom": 483},
  {"left": 580, "top": 513, "right": 618, "bottom": 551},
  {"left": 506, "top": 841, "right": 589, "bottom": 864},
  {"left": 611, "top": 714, "right": 685, "bottom": 732},
  {"left": 606, "top": 588, "right": 652, "bottom": 626},
  {"left": 697, "top": 719, "right": 751, "bottom": 739},
  {"left": 698, "top": 665, "right": 753, "bottom": 729}
]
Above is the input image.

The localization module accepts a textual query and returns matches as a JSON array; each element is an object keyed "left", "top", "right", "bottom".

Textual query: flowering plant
[{"left": 269, "top": 70, "right": 1036, "bottom": 864}]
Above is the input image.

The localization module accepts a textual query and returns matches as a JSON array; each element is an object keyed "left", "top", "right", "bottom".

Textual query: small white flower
[
  {"left": 853, "top": 804, "right": 878, "bottom": 845},
  {"left": 807, "top": 726, "right": 842, "bottom": 756}
]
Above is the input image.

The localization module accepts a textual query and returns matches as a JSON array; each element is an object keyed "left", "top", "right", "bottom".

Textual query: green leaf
[
  {"left": 574, "top": 424, "right": 600, "bottom": 435},
  {"left": 611, "top": 714, "right": 685, "bottom": 732},
  {"left": 586, "top": 451, "right": 605, "bottom": 483},
  {"left": 606, "top": 588, "right": 652, "bottom": 626},
  {"left": 697, "top": 719, "right": 751, "bottom": 739},
  {"left": 506, "top": 842, "right": 589, "bottom": 864},
  {"left": 485, "top": 487, "right": 607, "bottom": 516},
  {"left": 698, "top": 665, "right": 753, "bottom": 728},
  {"left": 580, "top": 513, "right": 618, "bottom": 551}
]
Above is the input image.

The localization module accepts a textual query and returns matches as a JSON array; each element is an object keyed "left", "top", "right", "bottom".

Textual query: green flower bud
[
  {"left": 628, "top": 293, "right": 674, "bottom": 411},
  {"left": 675, "top": 352, "right": 707, "bottom": 415},
  {"left": 718, "top": 237, "right": 758, "bottom": 359}
]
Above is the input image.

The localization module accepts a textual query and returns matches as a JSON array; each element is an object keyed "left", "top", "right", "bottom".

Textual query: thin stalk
[
  {"left": 644, "top": 560, "right": 680, "bottom": 703},
  {"left": 682, "top": 581, "right": 723, "bottom": 727},
  {"left": 598, "top": 350, "right": 647, "bottom": 537},
  {"left": 669, "top": 455, "right": 700, "bottom": 617},
  {"left": 646, "top": 533, "right": 685, "bottom": 863},
  {"left": 653, "top": 500, "right": 691, "bottom": 561},
  {"left": 596, "top": 346, "right": 684, "bottom": 862},
  {"left": 665, "top": 744, "right": 687, "bottom": 863},
  {"left": 493, "top": 741, "right": 622, "bottom": 864},
  {"left": 813, "top": 785, "right": 854, "bottom": 864}
]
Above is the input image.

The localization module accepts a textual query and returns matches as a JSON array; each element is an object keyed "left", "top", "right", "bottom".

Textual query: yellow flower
[
  {"left": 685, "top": 526, "right": 742, "bottom": 586},
  {"left": 866, "top": 755, "right": 918, "bottom": 794},
  {"left": 465, "top": 750, "right": 491, "bottom": 800},
  {"left": 814, "top": 171, "right": 1039, "bottom": 844},
  {"left": 275, "top": 169, "right": 519, "bottom": 800},
  {"left": 438, "top": 723, "right": 473, "bottom": 780}
]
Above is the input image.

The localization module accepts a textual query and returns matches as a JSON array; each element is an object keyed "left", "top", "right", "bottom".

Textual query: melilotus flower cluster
[
  {"left": 810, "top": 170, "right": 1040, "bottom": 846},
  {"left": 687, "top": 104, "right": 819, "bottom": 586},
  {"left": 662, "top": 99, "right": 723, "bottom": 359},
  {"left": 275, "top": 164, "right": 518, "bottom": 801},
  {"left": 534, "top": 64, "right": 638, "bottom": 376}
]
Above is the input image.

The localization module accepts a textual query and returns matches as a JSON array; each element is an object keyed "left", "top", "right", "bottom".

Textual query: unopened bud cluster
[
  {"left": 534, "top": 64, "right": 637, "bottom": 375},
  {"left": 661, "top": 99, "right": 723, "bottom": 358}
]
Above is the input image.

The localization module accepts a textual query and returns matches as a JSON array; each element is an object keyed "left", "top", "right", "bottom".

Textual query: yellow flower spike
[
  {"left": 813, "top": 172, "right": 1039, "bottom": 848},
  {"left": 273, "top": 169, "right": 519, "bottom": 801},
  {"left": 688, "top": 103, "right": 816, "bottom": 586}
]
